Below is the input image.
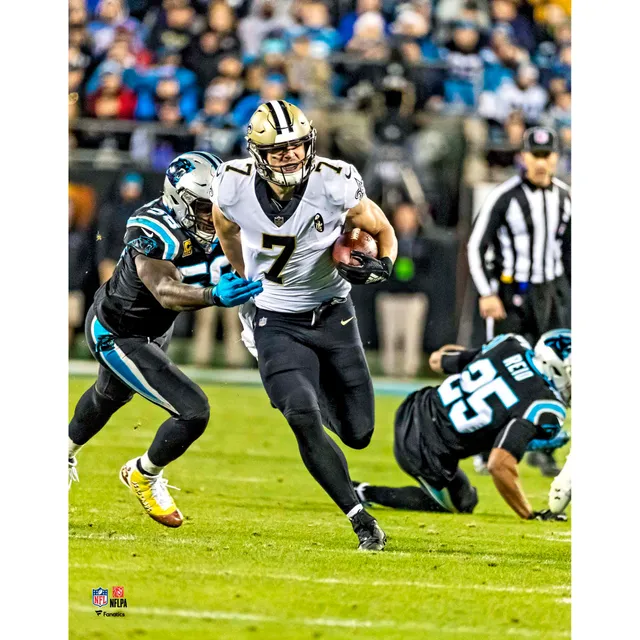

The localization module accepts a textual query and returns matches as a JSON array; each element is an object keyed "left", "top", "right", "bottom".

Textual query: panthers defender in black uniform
[
  {"left": 354, "top": 331, "right": 572, "bottom": 520},
  {"left": 68, "top": 152, "right": 262, "bottom": 527}
]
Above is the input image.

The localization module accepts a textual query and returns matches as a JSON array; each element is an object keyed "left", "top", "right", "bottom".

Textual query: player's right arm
[
  {"left": 487, "top": 446, "right": 534, "bottom": 519},
  {"left": 467, "top": 187, "right": 510, "bottom": 320},
  {"left": 212, "top": 203, "right": 246, "bottom": 278},
  {"left": 135, "top": 254, "right": 261, "bottom": 311},
  {"left": 135, "top": 255, "right": 215, "bottom": 311},
  {"left": 487, "top": 418, "right": 538, "bottom": 519}
]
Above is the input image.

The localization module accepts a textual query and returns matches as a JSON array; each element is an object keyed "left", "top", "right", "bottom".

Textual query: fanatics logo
[{"left": 533, "top": 129, "right": 550, "bottom": 145}]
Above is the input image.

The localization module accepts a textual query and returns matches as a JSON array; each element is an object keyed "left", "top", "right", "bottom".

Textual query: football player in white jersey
[{"left": 211, "top": 100, "right": 398, "bottom": 551}]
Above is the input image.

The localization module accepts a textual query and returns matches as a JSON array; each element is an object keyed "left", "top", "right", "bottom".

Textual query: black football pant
[
  {"left": 253, "top": 297, "right": 375, "bottom": 514},
  {"left": 69, "top": 305, "right": 210, "bottom": 467},
  {"left": 360, "top": 391, "right": 478, "bottom": 514},
  {"left": 495, "top": 275, "right": 571, "bottom": 346}
]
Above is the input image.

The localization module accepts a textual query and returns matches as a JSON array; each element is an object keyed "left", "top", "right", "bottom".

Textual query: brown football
[{"left": 332, "top": 228, "right": 378, "bottom": 266}]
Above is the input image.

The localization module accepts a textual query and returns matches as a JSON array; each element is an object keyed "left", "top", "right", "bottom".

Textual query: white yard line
[
  {"left": 69, "top": 532, "right": 569, "bottom": 565},
  {"left": 524, "top": 535, "right": 571, "bottom": 543},
  {"left": 69, "top": 604, "right": 569, "bottom": 638},
  {"left": 70, "top": 562, "right": 569, "bottom": 596}
]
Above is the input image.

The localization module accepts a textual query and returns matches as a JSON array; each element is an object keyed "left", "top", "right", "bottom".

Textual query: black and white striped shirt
[{"left": 467, "top": 175, "right": 571, "bottom": 297}]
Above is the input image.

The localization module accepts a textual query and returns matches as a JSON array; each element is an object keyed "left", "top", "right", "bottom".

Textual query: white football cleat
[
  {"left": 548, "top": 454, "right": 571, "bottom": 514},
  {"left": 68, "top": 457, "right": 79, "bottom": 490}
]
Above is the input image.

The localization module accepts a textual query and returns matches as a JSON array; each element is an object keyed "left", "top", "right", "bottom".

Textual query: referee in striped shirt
[
  {"left": 468, "top": 126, "right": 571, "bottom": 346},
  {"left": 467, "top": 126, "right": 571, "bottom": 478}
]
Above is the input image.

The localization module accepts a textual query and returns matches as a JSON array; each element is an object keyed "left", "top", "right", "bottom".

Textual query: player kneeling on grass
[
  {"left": 68, "top": 152, "right": 262, "bottom": 527},
  {"left": 354, "top": 330, "right": 571, "bottom": 521}
]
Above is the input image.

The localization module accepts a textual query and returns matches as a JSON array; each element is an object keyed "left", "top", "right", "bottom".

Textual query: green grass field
[{"left": 69, "top": 376, "right": 571, "bottom": 640}]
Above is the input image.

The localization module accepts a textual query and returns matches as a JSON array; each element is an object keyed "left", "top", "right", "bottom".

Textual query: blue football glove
[
  {"left": 210, "top": 273, "right": 263, "bottom": 308},
  {"left": 527, "top": 429, "right": 571, "bottom": 452}
]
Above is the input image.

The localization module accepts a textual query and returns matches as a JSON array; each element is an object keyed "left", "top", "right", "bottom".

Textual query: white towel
[{"left": 238, "top": 299, "right": 258, "bottom": 360}]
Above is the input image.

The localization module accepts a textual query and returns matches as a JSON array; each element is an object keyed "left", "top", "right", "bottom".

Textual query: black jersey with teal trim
[
  {"left": 93, "top": 197, "right": 231, "bottom": 338},
  {"left": 396, "top": 334, "right": 567, "bottom": 466}
]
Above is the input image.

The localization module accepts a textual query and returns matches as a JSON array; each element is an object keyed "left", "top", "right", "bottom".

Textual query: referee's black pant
[
  {"left": 253, "top": 296, "right": 375, "bottom": 514},
  {"left": 495, "top": 275, "right": 571, "bottom": 345}
]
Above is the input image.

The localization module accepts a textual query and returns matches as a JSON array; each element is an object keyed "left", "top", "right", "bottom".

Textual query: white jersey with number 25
[{"left": 212, "top": 156, "right": 366, "bottom": 312}]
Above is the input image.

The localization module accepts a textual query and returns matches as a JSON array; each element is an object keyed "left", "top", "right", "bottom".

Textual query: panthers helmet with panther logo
[
  {"left": 534, "top": 329, "right": 572, "bottom": 404},
  {"left": 162, "top": 151, "right": 222, "bottom": 248}
]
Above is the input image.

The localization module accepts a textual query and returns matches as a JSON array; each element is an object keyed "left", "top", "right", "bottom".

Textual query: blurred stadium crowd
[{"left": 69, "top": 0, "right": 571, "bottom": 374}]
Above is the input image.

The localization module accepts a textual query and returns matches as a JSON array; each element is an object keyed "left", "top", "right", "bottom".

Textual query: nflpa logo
[{"left": 112, "top": 586, "right": 124, "bottom": 598}]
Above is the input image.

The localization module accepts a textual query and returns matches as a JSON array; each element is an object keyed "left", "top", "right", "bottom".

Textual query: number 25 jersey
[
  {"left": 398, "top": 334, "right": 568, "bottom": 464},
  {"left": 212, "top": 156, "right": 366, "bottom": 313}
]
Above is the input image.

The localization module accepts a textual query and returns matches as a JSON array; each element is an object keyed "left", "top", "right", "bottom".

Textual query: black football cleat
[{"left": 351, "top": 510, "right": 386, "bottom": 551}]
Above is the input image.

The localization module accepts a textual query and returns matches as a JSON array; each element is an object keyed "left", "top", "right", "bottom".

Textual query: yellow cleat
[{"left": 119, "top": 458, "right": 183, "bottom": 528}]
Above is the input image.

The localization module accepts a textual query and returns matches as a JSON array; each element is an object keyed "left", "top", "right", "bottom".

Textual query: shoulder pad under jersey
[
  {"left": 314, "top": 157, "right": 366, "bottom": 210},
  {"left": 124, "top": 206, "right": 182, "bottom": 261}
]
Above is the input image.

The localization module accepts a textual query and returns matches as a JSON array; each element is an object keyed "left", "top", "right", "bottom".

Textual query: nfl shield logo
[
  {"left": 93, "top": 587, "right": 109, "bottom": 607},
  {"left": 274, "top": 215, "right": 285, "bottom": 228}
]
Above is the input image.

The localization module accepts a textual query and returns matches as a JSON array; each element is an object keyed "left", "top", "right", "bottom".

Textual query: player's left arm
[
  {"left": 429, "top": 345, "right": 482, "bottom": 374},
  {"left": 346, "top": 196, "right": 398, "bottom": 264},
  {"left": 338, "top": 197, "right": 398, "bottom": 285}
]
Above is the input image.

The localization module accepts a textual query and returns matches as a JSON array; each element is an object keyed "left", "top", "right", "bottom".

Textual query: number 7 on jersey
[{"left": 262, "top": 234, "right": 296, "bottom": 284}]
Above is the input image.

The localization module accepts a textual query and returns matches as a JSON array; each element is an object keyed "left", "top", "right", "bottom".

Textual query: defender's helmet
[
  {"left": 162, "top": 151, "right": 222, "bottom": 248},
  {"left": 533, "top": 329, "right": 572, "bottom": 404},
  {"left": 246, "top": 100, "right": 316, "bottom": 187}
]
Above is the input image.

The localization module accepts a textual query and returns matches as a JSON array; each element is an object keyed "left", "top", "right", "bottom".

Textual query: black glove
[
  {"left": 336, "top": 251, "right": 393, "bottom": 285},
  {"left": 530, "top": 510, "right": 568, "bottom": 522}
]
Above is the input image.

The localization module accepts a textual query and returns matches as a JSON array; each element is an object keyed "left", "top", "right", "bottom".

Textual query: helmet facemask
[
  {"left": 178, "top": 188, "right": 216, "bottom": 248},
  {"left": 248, "top": 128, "right": 316, "bottom": 187}
]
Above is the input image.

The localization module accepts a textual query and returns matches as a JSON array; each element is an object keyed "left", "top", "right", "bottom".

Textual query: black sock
[
  {"left": 146, "top": 413, "right": 208, "bottom": 468},
  {"left": 363, "top": 485, "right": 450, "bottom": 512},
  {"left": 287, "top": 409, "right": 360, "bottom": 514}
]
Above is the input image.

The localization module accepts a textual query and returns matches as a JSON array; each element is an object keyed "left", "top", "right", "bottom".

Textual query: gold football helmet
[{"left": 246, "top": 100, "right": 317, "bottom": 187}]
